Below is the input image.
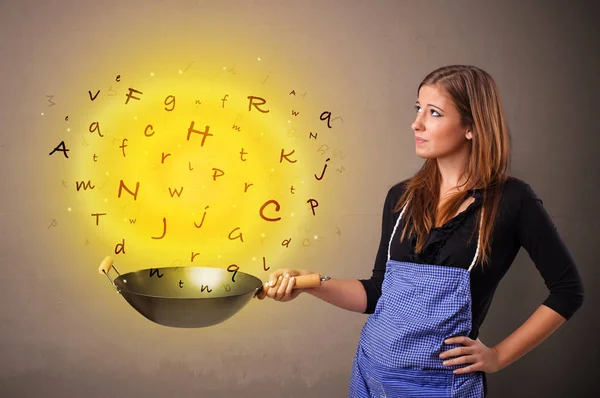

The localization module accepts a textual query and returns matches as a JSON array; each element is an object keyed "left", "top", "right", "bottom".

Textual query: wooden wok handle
[
  {"left": 98, "top": 256, "right": 114, "bottom": 274},
  {"left": 255, "top": 273, "right": 324, "bottom": 298},
  {"left": 293, "top": 273, "right": 323, "bottom": 289}
]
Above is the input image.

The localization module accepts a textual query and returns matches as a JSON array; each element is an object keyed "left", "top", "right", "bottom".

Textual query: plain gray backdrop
[{"left": 1, "top": 0, "right": 598, "bottom": 397}]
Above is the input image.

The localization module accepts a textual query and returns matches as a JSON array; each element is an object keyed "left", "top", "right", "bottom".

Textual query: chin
[{"left": 415, "top": 149, "right": 435, "bottom": 159}]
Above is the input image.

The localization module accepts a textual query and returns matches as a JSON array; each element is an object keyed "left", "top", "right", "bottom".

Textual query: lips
[{"left": 416, "top": 137, "right": 428, "bottom": 143}]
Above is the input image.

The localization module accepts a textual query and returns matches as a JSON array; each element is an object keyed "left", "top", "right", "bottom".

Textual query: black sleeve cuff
[
  {"left": 359, "top": 278, "right": 382, "bottom": 314},
  {"left": 542, "top": 289, "right": 584, "bottom": 321}
]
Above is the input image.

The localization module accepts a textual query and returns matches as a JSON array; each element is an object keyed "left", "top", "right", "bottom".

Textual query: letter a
[{"left": 49, "top": 141, "right": 70, "bottom": 158}]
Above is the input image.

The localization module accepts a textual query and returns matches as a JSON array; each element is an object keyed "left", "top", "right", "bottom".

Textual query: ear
[{"left": 465, "top": 128, "right": 473, "bottom": 140}]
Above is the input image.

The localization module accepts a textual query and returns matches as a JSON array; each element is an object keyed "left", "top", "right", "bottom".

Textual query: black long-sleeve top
[{"left": 359, "top": 176, "right": 584, "bottom": 340}]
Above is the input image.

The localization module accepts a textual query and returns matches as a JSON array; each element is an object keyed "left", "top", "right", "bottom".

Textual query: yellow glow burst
[{"left": 56, "top": 60, "right": 344, "bottom": 272}]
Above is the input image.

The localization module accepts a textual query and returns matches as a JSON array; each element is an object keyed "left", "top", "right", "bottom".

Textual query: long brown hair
[{"left": 393, "top": 65, "right": 510, "bottom": 267}]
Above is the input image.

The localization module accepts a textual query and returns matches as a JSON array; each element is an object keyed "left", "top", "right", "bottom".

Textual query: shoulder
[
  {"left": 495, "top": 177, "right": 545, "bottom": 231},
  {"left": 500, "top": 176, "right": 542, "bottom": 206},
  {"left": 379, "top": 179, "right": 410, "bottom": 212},
  {"left": 389, "top": 179, "right": 410, "bottom": 196},
  {"left": 386, "top": 179, "right": 410, "bottom": 203}
]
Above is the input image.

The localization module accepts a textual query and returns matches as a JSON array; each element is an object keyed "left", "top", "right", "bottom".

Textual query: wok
[{"left": 98, "top": 256, "right": 323, "bottom": 328}]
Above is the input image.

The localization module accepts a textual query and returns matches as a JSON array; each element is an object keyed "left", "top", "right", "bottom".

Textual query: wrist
[{"left": 492, "top": 345, "right": 509, "bottom": 370}]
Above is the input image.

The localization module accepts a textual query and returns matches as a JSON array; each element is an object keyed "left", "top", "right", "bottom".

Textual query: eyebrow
[{"left": 416, "top": 101, "right": 444, "bottom": 112}]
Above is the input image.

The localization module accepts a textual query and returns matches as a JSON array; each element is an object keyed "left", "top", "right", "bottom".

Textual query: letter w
[{"left": 168, "top": 187, "right": 184, "bottom": 197}]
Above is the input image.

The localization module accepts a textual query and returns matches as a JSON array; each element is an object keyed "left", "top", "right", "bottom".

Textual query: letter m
[{"left": 76, "top": 180, "right": 95, "bottom": 191}]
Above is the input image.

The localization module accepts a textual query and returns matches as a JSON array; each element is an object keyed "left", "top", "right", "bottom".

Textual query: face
[{"left": 411, "top": 84, "right": 473, "bottom": 160}]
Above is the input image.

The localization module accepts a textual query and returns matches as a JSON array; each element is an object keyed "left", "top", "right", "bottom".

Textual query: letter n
[{"left": 118, "top": 180, "right": 140, "bottom": 200}]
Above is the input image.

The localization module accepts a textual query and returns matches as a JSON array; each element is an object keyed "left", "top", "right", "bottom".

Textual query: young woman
[{"left": 256, "top": 65, "right": 584, "bottom": 397}]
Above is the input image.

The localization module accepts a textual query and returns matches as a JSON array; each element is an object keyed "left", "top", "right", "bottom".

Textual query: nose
[{"left": 411, "top": 114, "right": 424, "bottom": 132}]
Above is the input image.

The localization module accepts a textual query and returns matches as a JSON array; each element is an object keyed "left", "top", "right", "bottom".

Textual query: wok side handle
[{"left": 98, "top": 256, "right": 121, "bottom": 290}]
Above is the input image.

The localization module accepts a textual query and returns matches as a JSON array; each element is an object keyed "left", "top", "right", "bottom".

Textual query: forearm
[
  {"left": 304, "top": 278, "right": 368, "bottom": 313},
  {"left": 493, "top": 304, "right": 566, "bottom": 370}
]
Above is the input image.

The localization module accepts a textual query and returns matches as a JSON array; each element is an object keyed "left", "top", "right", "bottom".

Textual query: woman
[{"left": 256, "top": 65, "right": 584, "bottom": 397}]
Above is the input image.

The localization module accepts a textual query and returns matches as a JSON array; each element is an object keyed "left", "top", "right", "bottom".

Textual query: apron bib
[{"left": 349, "top": 201, "right": 485, "bottom": 397}]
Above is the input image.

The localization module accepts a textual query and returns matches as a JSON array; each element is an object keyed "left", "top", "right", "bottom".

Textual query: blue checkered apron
[{"left": 349, "top": 202, "right": 485, "bottom": 397}]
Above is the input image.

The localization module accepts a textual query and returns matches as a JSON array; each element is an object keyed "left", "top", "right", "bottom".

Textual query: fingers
[
  {"left": 439, "top": 346, "right": 471, "bottom": 360},
  {"left": 274, "top": 274, "right": 288, "bottom": 300},
  {"left": 444, "top": 336, "right": 473, "bottom": 346},
  {"left": 283, "top": 275, "right": 295, "bottom": 301},
  {"left": 255, "top": 271, "right": 283, "bottom": 300},
  {"left": 274, "top": 274, "right": 294, "bottom": 301},
  {"left": 255, "top": 282, "right": 269, "bottom": 300},
  {"left": 452, "top": 363, "right": 481, "bottom": 374},
  {"left": 269, "top": 274, "right": 284, "bottom": 296},
  {"left": 256, "top": 269, "right": 305, "bottom": 302},
  {"left": 256, "top": 274, "right": 280, "bottom": 300},
  {"left": 438, "top": 336, "right": 496, "bottom": 374},
  {"left": 255, "top": 289, "right": 265, "bottom": 300},
  {"left": 267, "top": 270, "right": 285, "bottom": 288},
  {"left": 442, "top": 354, "right": 478, "bottom": 367},
  {"left": 262, "top": 273, "right": 297, "bottom": 302}
]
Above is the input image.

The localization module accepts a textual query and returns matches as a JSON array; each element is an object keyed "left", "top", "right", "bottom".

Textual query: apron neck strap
[{"left": 387, "top": 199, "right": 483, "bottom": 272}]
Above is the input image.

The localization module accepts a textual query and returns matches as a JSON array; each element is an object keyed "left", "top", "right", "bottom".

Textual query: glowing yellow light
[
  {"left": 258, "top": 57, "right": 261, "bottom": 61},
  {"left": 188, "top": 267, "right": 222, "bottom": 290},
  {"left": 64, "top": 63, "right": 310, "bottom": 262},
  {"left": 67, "top": 207, "right": 72, "bottom": 212},
  {"left": 314, "top": 235, "right": 318, "bottom": 240},
  {"left": 179, "top": 70, "right": 183, "bottom": 74},
  {"left": 41, "top": 113, "right": 44, "bottom": 116},
  {"left": 217, "top": 254, "right": 221, "bottom": 259},
  {"left": 301, "top": 181, "right": 305, "bottom": 184},
  {"left": 67, "top": 128, "right": 70, "bottom": 132}
]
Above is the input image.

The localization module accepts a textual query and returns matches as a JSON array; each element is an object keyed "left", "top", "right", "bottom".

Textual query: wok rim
[{"left": 113, "top": 266, "right": 263, "bottom": 300}]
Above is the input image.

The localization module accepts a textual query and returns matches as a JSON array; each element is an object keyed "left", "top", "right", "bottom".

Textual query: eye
[{"left": 415, "top": 105, "right": 441, "bottom": 117}]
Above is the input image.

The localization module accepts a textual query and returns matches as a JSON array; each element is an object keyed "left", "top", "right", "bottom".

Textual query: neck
[{"left": 436, "top": 148, "right": 470, "bottom": 190}]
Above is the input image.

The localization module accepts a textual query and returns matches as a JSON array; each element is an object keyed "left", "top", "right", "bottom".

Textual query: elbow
[
  {"left": 570, "top": 278, "right": 585, "bottom": 316},
  {"left": 547, "top": 283, "right": 585, "bottom": 321},
  {"left": 572, "top": 285, "right": 585, "bottom": 315},
  {"left": 358, "top": 279, "right": 381, "bottom": 315}
]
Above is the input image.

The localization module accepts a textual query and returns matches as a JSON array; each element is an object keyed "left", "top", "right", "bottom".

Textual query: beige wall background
[{"left": 1, "top": 0, "right": 598, "bottom": 397}]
